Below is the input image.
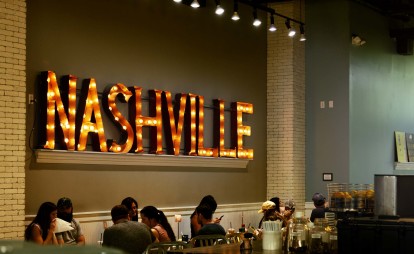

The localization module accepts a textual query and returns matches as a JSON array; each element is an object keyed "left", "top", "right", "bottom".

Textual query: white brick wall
[
  {"left": 0, "top": 0, "right": 26, "bottom": 239},
  {"left": 267, "top": 1, "right": 306, "bottom": 211}
]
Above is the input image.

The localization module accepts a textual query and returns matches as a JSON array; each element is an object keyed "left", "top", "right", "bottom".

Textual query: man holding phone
[
  {"left": 190, "top": 195, "right": 223, "bottom": 238},
  {"left": 195, "top": 204, "right": 226, "bottom": 236}
]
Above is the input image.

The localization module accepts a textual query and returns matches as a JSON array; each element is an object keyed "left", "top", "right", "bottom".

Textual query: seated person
[
  {"left": 56, "top": 197, "right": 85, "bottom": 245},
  {"left": 195, "top": 204, "right": 226, "bottom": 236},
  {"left": 140, "top": 206, "right": 176, "bottom": 242},
  {"left": 258, "top": 198, "right": 293, "bottom": 228},
  {"left": 121, "top": 197, "right": 139, "bottom": 222},
  {"left": 103, "top": 205, "right": 153, "bottom": 254},
  {"left": 190, "top": 195, "right": 221, "bottom": 238},
  {"left": 282, "top": 199, "right": 295, "bottom": 222},
  {"left": 310, "top": 193, "right": 329, "bottom": 222},
  {"left": 24, "top": 202, "right": 60, "bottom": 245},
  {"left": 270, "top": 197, "right": 281, "bottom": 213},
  {"left": 258, "top": 200, "right": 279, "bottom": 228}
]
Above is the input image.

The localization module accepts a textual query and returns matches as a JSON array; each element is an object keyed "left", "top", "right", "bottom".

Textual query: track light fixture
[
  {"left": 177, "top": 0, "right": 305, "bottom": 40},
  {"left": 232, "top": 11, "right": 240, "bottom": 21},
  {"left": 214, "top": 0, "right": 224, "bottom": 15},
  {"left": 253, "top": 8, "right": 261, "bottom": 27},
  {"left": 285, "top": 19, "right": 296, "bottom": 37},
  {"left": 191, "top": 0, "right": 200, "bottom": 8},
  {"left": 299, "top": 0, "right": 305, "bottom": 41},
  {"left": 232, "top": 0, "right": 240, "bottom": 21},
  {"left": 299, "top": 24, "right": 306, "bottom": 41},
  {"left": 269, "top": 14, "right": 276, "bottom": 32}
]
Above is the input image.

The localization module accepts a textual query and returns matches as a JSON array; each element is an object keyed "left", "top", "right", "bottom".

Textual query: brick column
[
  {"left": 267, "top": 1, "right": 305, "bottom": 210},
  {"left": 0, "top": 0, "right": 26, "bottom": 238}
]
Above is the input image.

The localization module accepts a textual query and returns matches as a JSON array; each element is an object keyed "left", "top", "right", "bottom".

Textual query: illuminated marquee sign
[{"left": 38, "top": 71, "right": 253, "bottom": 159}]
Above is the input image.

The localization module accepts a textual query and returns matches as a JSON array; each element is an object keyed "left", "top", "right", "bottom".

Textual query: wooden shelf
[
  {"left": 394, "top": 162, "right": 414, "bottom": 170},
  {"left": 35, "top": 149, "right": 250, "bottom": 168}
]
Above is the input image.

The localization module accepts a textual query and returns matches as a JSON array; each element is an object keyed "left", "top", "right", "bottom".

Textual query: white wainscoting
[
  {"left": 25, "top": 202, "right": 315, "bottom": 245},
  {"left": 25, "top": 202, "right": 263, "bottom": 245}
]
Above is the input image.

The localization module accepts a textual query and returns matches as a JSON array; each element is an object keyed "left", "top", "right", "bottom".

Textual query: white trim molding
[{"left": 35, "top": 149, "right": 250, "bottom": 168}]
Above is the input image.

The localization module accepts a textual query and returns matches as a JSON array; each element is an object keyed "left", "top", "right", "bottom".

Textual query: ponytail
[{"left": 158, "top": 210, "right": 176, "bottom": 241}]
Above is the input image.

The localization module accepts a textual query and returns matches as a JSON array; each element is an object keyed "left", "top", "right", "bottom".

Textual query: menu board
[
  {"left": 395, "top": 131, "right": 408, "bottom": 163},
  {"left": 406, "top": 133, "right": 414, "bottom": 162}
]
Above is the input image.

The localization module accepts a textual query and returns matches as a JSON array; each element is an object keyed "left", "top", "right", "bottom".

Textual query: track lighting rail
[
  {"left": 176, "top": 0, "right": 306, "bottom": 40},
  {"left": 238, "top": 0, "right": 304, "bottom": 26}
]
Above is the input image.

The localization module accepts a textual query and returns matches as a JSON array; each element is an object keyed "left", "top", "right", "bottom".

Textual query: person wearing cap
[
  {"left": 258, "top": 199, "right": 292, "bottom": 229},
  {"left": 258, "top": 200, "right": 284, "bottom": 228},
  {"left": 56, "top": 197, "right": 85, "bottom": 245},
  {"left": 310, "top": 193, "right": 329, "bottom": 222}
]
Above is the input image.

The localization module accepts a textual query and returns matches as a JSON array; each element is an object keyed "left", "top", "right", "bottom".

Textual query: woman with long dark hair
[
  {"left": 24, "top": 202, "right": 60, "bottom": 245},
  {"left": 121, "top": 197, "right": 139, "bottom": 221},
  {"left": 140, "top": 206, "right": 176, "bottom": 242}
]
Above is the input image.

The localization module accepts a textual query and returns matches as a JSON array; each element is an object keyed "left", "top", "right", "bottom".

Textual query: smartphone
[{"left": 219, "top": 215, "right": 224, "bottom": 220}]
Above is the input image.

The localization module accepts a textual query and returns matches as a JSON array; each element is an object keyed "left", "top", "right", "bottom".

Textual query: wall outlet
[{"left": 320, "top": 101, "right": 325, "bottom": 109}]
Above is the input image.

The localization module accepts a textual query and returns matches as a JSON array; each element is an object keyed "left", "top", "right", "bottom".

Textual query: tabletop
[{"left": 167, "top": 243, "right": 284, "bottom": 254}]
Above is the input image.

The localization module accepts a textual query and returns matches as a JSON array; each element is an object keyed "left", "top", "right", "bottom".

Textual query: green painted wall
[
  {"left": 306, "top": 0, "right": 350, "bottom": 199},
  {"left": 306, "top": 0, "right": 414, "bottom": 201},
  {"left": 349, "top": 2, "right": 414, "bottom": 182}
]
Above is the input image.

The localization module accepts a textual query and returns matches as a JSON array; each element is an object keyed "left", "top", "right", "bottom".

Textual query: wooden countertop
[{"left": 167, "top": 243, "right": 284, "bottom": 254}]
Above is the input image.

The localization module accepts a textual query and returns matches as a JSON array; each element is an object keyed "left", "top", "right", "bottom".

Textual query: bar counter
[{"left": 167, "top": 243, "right": 284, "bottom": 254}]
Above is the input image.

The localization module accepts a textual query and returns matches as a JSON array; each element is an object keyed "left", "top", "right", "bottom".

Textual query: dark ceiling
[
  {"left": 256, "top": 0, "right": 414, "bottom": 20},
  {"left": 355, "top": 0, "right": 414, "bottom": 55},
  {"left": 252, "top": 0, "right": 414, "bottom": 24},
  {"left": 356, "top": 0, "right": 414, "bottom": 23},
  {"left": 258, "top": 0, "right": 414, "bottom": 55},
  {"left": 185, "top": 0, "right": 414, "bottom": 54},
  {"left": 254, "top": 0, "right": 414, "bottom": 22}
]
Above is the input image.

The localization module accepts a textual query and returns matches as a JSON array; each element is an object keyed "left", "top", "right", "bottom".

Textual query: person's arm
[
  {"left": 191, "top": 213, "right": 202, "bottom": 235},
  {"left": 49, "top": 231, "right": 59, "bottom": 245},
  {"left": 29, "top": 225, "right": 46, "bottom": 244},
  {"left": 212, "top": 215, "right": 223, "bottom": 224},
  {"left": 57, "top": 237, "right": 64, "bottom": 245},
  {"left": 283, "top": 209, "right": 294, "bottom": 220},
  {"left": 151, "top": 228, "right": 160, "bottom": 243},
  {"left": 55, "top": 233, "right": 64, "bottom": 246},
  {"left": 76, "top": 235, "right": 86, "bottom": 245},
  {"left": 74, "top": 220, "right": 86, "bottom": 245},
  {"left": 48, "top": 219, "right": 59, "bottom": 245},
  {"left": 30, "top": 221, "right": 58, "bottom": 245},
  {"left": 310, "top": 209, "right": 317, "bottom": 222}
]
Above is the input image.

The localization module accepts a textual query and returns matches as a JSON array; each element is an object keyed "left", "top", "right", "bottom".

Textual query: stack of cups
[
  {"left": 262, "top": 220, "right": 282, "bottom": 250},
  {"left": 325, "top": 212, "right": 336, "bottom": 227}
]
